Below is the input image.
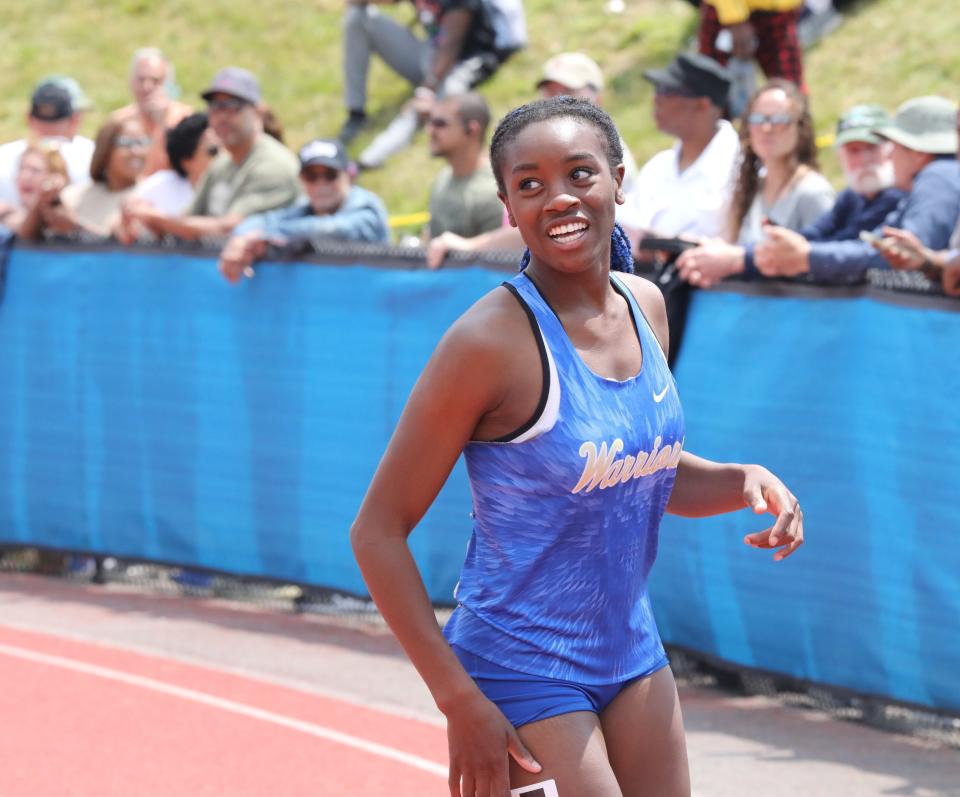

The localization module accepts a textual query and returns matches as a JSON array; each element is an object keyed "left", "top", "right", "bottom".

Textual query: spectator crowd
[{"left": 1, "top": 0, "right": 958, "bottom": 297}]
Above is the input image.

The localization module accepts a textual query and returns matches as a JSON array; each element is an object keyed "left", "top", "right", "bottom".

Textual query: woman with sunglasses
[
  {"left": 22, "top": 116, "right": 149, "bottom": 240},
  {"left": 674, "top": 79, "right": 834, "bottom": 287}
]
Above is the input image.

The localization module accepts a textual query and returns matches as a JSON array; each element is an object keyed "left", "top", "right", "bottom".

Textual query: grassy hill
[{"left": 1, "top": 0, "right": 957, "bottom": 225}]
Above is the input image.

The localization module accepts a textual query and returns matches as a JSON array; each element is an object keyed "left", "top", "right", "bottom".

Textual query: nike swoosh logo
[{"left": 653, "top": 385, "right": 669, "bottom": 403}]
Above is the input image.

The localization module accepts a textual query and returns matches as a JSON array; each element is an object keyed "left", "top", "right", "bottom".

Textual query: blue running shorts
[{"left": 451, "top": 644, "right": 669, "bottom": 729}]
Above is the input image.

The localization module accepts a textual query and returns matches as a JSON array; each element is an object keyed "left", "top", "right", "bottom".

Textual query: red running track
[{"left": 0, "top": 624, "right": 448, "bottom": 796}]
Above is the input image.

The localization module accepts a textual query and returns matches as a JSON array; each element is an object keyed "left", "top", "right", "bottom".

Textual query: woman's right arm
[{"left": 350, "top": 297, "right": 541, "bottom": 796}]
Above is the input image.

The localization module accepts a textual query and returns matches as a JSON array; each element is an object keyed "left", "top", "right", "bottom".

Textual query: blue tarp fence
[{"left": 0, "top": 245, "right": 957, "bottom": 713}]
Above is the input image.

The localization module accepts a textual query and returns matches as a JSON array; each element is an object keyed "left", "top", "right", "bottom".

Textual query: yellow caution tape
[
  {"left": 389, "top": 211, "right": 431, "bottom": 228},
  {"left": 816, "top": 132, "right": 836, "bottom": 149}
]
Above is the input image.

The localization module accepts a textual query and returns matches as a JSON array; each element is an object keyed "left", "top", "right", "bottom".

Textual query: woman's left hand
[{"left": 741, "top": 466, "right": 804, "bottom": 561}]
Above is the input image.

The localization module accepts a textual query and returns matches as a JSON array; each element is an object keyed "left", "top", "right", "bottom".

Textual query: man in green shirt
[
  {"left": 425, "top": 92, "right": 502, "bottom": 242},
  {"left": 127, "top": 67, "right": 301, "bottom": 242}
]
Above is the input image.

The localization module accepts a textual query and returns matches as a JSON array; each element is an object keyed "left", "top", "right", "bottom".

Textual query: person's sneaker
[
  {"left": 337, "top": 111, "right": 367, "bottom": 145},
  {"left": 357, "top": 106, "right": 419, "bottom": 169}
]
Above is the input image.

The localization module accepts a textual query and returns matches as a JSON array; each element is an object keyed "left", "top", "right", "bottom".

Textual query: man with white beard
[{"left": 748, "top": 105, "right": 903, "bottom": 278}]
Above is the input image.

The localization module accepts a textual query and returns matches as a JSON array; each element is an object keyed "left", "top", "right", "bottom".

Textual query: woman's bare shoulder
[
  {"left": 413, "top": 281, "right": 537, "bottom": 432},
  {"left": 441, "top": 282, "right": 531, "bottom": 359}
]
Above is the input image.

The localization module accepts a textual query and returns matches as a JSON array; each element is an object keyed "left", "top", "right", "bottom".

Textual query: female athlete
[{"left": 351, "top": 96, "right": 804, "bottom": 797}]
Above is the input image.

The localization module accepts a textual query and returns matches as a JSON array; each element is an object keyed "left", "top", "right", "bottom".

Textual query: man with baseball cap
[
  {"left": 537, "top": 52, "right": 606, "bottom": 100},
  {"left": 217, "top": 138, "right": 390, "bottom": 283},
  {"left": 535, "top": 52, "right": 639, "bottom": 193},
  {"left": 756, "top": 95, "right": 960, "bottom": 283},
  {"left": 126, "top": 67, "right": 301, "bottom": 242},
  {"left": 750, "top": 104, "right": 905, "bottom": 278},
  {"left": 619, "top": 51, "right": 740, "bottom": 248},
  {"left": 0, "top": 79, "right": 95, "bottom": 207}
]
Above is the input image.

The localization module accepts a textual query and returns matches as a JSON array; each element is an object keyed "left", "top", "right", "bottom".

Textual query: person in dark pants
[{"left": 698, "top": 0, "right": 805, "bottom": 90}]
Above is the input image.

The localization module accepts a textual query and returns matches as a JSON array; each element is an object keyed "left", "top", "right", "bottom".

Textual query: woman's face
[
  {"left": 747, "top": 88, "right": 800, "bottom": 166},
  {"left": 15, "top": 150, "right": 48, "bottom": 207},
  {"left": 107, "top": 119, "right": 148, "bottom": 188},
  {"left": 498, "top": 117, "right": 624, "bottom": 276}
]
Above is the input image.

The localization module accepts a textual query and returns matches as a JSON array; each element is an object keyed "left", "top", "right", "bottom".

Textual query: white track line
[
  {"left": 0, "top": 618, "right": 444, "bottom": 728},
  {"left": 0, "top": 642, "right": 446, "bottom": 779}
]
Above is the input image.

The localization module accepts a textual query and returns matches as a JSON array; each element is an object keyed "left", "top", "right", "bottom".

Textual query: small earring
[{"left": 508, "top": 214, "right": 516, "bottom": 226}]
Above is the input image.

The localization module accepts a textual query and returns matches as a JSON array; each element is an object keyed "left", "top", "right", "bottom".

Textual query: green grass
[{"left": 1, "top": 0, "right": 957, "bottom": 221}]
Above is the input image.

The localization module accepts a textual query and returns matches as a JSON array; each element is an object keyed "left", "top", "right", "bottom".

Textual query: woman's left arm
[{"left": 667, "top": 453, "right": 804, "bottom": 561}]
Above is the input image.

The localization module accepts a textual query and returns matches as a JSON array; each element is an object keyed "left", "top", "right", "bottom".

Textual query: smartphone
[
  {"left": 860, "top": 230, "right": 941, "bottom": 280},
  {"left": 511, "top": 780, "right": 560, "bottom": 797}
]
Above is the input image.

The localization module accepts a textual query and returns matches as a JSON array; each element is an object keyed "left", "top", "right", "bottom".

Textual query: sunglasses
[
  {"left": 301, "top": 167, "right": 341, "bottom": 183},
  {"left": 114, "top": 135, "right": 151, "bottom": 149},
  {"left": 747, "top": 112, "right": 796, "bottom": 128},
  {"left": 207, "top": 97, "right": 250, "bottom": 113},
  {"left": 427, "top": 116, "right": 453, "bottom": 129}
]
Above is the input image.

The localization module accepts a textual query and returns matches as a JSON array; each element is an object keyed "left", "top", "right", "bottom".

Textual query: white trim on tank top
[{"left": 509, "top": 314, "right": 560, "bottom": 444}]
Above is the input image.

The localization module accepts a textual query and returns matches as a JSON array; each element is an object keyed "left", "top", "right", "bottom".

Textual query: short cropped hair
[
  {"left": 451, "top": 92, "right": 492, "bottom": 142},
  {"left": 165, "top": 112, "right": 209, "bottom": 177}
]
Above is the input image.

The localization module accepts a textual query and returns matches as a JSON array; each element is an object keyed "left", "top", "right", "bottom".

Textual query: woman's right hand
[
  {"left": 37, "top": 175, "right": 67, "bottom": 208},
  {"left": 444, "top": 691, "right": 541, "bottom": 797}
]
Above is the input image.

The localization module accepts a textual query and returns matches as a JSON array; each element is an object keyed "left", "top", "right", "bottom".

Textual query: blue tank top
[{"left": 443, "top": 271, "right": 685, "bottom": 683}]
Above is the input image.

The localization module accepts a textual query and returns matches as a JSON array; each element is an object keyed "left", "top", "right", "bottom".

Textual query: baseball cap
[
  {"left": 643, "top": 52, "right": 731, "bottom": 109},
  {"left": 299, "top": 139, "right": 349, "bottom": 172},
  {"left": 874, "top": 96, "right": 958, "bottom": 155},
  {"left": 538, "top": 52, "right": 605, "bottom": 93},
  {"left": 834, "top": 105, "right": 891, "bottom": 146},
  {"left": 201, "top": 67, "right": 261, "bottom": 105},
  {"left": 30, "top": 82, "right": 74, "bottom": 122},
  {"left": 40, "top": 75, "right": 93, "bottom": 112}
]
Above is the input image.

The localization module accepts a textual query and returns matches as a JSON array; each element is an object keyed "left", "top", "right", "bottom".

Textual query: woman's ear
[
  {"left": 498, "top": 192, "right": 517, "bottom": 227},
  {"left": 614, "top": 163, "right": 626, "bottom": 205}
]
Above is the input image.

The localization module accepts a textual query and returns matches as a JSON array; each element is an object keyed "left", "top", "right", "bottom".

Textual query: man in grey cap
[
  {"left": 217, "top": 138, "right": 390, "bottom": 283},
  {"left": 755, "top": 95, "right": 960, "bottom": 283},
  {"left": 0, "top": 80, "right": 95, "bottom": 207},
  {"left": 126, "top": 67, "right": 301, "bottom": 242}
]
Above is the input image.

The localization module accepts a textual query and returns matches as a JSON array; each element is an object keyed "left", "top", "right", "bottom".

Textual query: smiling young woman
[{"left": 351, "top": 96, "right": 805, "bottom": 797}]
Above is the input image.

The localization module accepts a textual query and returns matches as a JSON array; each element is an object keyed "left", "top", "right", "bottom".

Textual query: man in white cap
[
  {"left": 756, "top": 95, "right": 960, "bottom": 283},
  {"left": 126, "top": 67, "right": 301, "bottom": 241},
  {"left": 536, "top": 52, "right": 638, "bottom": 193}
]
